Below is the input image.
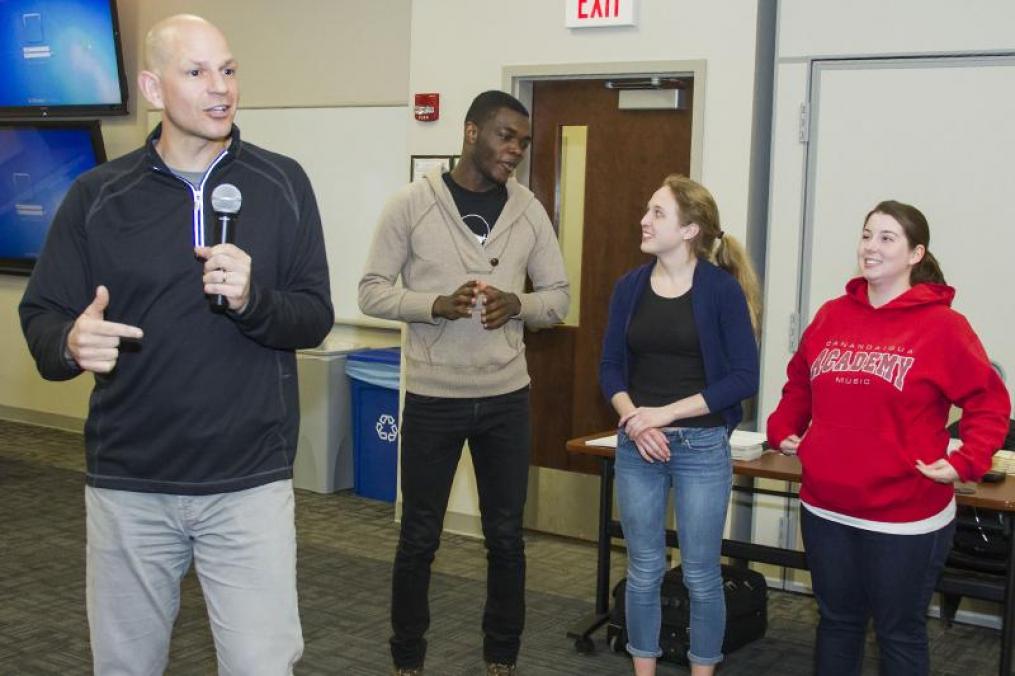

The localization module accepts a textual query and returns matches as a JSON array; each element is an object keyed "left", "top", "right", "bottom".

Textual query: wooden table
[{"left": 566, "top": 432, "right": 1015, "bottom": 675}]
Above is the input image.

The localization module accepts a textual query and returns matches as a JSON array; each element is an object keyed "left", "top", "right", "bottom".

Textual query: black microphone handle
[{"left": 212, "top": 212, "right": 235, "bottom": 310}]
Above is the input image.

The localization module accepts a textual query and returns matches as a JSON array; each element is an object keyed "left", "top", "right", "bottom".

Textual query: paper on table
[
  {"left": 993, "top": 449, "right": 1015, "bottom": 475},
  {"left": 586, "top": 430, "right": 767, "bottom": 449},
  {"left": 586, "top": 434, "right": 617, "bottom": 448},
  {"left": 730, "top": 430, "right": 766, "bottom": 448},
  {"left": 947, "top": 438, "right": 1015, "bottom": 475}
]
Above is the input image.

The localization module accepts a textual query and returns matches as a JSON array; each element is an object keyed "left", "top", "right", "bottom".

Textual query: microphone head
[{"left": 211, "top": 183, "right": 242, "bottom": 214}]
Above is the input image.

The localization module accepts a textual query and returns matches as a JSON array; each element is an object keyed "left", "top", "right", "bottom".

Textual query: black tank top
[{"left": 627, "top": 284, "right": 725, "bottom": 428}]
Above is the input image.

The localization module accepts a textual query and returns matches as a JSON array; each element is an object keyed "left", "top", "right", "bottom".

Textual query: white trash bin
[{"left": 293, "top": 336, "right": 367, "bottom": 493}]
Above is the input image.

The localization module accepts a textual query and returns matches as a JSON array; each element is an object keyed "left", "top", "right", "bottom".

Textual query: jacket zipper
[{"left": 152, "top": 148, "right": 229, "bottom": 247}]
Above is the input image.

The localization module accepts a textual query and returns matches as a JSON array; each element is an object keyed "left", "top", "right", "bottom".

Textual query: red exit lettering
[{"left": 578, "top": 0, "right": 620, "bottom": 19}]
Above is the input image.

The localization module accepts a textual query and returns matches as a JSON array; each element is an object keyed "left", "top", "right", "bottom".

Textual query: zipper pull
[{"left": 193, "top": 188, "right": 203, "bottom": 247}]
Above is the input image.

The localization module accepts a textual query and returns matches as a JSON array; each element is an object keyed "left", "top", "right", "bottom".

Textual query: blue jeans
[
  {"left": 615, "top": 426, "right": 732, "bottom": 666},
  {"left": 800, "top": 508, "right": 956, "bottom": 676},
  {"left": 85, "top": 480, "right": 303, "bottom": 676},
  {"left": 390, "top": 387, "right": 530, "bottom": 668}
]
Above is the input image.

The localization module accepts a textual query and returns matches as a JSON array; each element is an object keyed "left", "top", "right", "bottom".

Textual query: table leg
[
  {"left": 1000, "top": 512, "right": 1015, "bottom": 675},
  {"left": 595, "top": 457, "right": 614, "bottom": 613},
  {"left": 729, "top": 474, "right": 756, "bottom": 569},
  {"left": 567, "top": 456, "right": 615, "bottom": 653}
]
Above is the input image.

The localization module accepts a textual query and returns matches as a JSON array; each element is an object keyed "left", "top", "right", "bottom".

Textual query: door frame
[
  {"left": 502, "top": 60, "right": 707, "bottom": 187},
  {"left": 499, "top": 60, "right": 746, "bottom": 544}
]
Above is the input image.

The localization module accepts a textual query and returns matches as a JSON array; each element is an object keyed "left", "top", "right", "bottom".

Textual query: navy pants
[
  {"left": 801, "top": 507, "right": 955, "bottom": 676},
  {"left": 390, "top": 387, "right": 530, "bottom": 668}
]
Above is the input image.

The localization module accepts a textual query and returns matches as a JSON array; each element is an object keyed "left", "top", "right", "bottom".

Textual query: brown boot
[{"left": 486, "top": 663, "right": 517, "bottom": 676}]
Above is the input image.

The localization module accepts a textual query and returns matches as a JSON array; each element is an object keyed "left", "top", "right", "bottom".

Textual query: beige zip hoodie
[{"left": 359, "top": 168, "right": 569, "bottom": 397}]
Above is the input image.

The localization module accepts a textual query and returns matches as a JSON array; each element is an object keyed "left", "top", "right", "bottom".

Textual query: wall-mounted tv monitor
[
  {"left": 0, "top": 0, "right": 129, "bottom": 117},
  {"left": 0, "top": 120, "right": 106, "bottom": 275}
]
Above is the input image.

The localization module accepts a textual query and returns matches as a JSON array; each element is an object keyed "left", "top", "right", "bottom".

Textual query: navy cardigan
[{"left": 599, "top": 259, "right": 760, "bottom": 433}]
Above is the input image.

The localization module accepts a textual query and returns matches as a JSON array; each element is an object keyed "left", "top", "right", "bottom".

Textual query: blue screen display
[
  {"left": 0, "top": 0, "right": 123, "bottom": 108},
  {"left": 0, "top": 126, "right": 100, "bottom": 260}
]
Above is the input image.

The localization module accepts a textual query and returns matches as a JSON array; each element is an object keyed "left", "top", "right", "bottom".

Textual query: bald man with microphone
[{"left": 19, "top": 14, "right": 332, "bottom": 675}]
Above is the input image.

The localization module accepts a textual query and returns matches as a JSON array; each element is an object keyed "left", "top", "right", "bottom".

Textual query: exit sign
[{"left": 565, "top": 0, "right": 637, "bottom": 28}]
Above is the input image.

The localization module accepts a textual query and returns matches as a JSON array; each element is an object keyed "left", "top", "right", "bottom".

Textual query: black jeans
[
  {"left": 390, "top": 387, "right": 530, "bottom": 669},
  {"left": 800, "top": 507, "right": 956, "bottom": 676}
]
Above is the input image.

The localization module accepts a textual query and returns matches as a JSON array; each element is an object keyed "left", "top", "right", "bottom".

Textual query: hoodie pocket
[
  {"left": 798, "top": 421, "right": 915, "bottom": 516},
  {"left": 405, "top": 320, "right": 448, "bottom": 365},
  {"left": 406, "top": 315, "right": 523, "bottom": 369},
  {"left": 502, "top": 317, "right": 523, "bottom": 352}
]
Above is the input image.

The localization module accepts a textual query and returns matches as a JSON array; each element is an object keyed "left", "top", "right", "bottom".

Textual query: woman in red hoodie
[{"left": 767, "top": 200, "right": 1011, "bottom": 675}]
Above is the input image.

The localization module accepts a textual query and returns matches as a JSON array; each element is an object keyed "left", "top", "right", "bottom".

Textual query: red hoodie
[{"left": 767, "top": 278, "right": 1011, "bottom": 524}]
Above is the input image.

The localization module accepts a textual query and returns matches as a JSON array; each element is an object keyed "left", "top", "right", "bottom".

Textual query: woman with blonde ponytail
[
  {"left": 599, "top": 175, "right": 761, "bottom": 675},
  {"left": 663, "top": 175, "right": 763, "bottom": 335}
]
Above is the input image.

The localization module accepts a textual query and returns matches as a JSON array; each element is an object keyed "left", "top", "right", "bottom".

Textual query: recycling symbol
[{"left": 375, "top": 414, "right": 398, "bottom": 442}]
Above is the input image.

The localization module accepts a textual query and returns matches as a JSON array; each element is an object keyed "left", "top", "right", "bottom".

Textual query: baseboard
[
  {"left": 777, "top": 576, "right": 1003, "bottom": 630},
  {"left": 782, "top": 578, "right": 812, "bottom": 594},
  {"left": 0, "top": 405, "right": 84, "bottom": 433},
  {"left": 442, "top": 510, "right": 484, "bottom": 539},
  {"left": 927, "top": 604, "right": 1002, "bottom": 630},
  {"left": 392, "top": 501, "right": 485, "bottom": 541}
]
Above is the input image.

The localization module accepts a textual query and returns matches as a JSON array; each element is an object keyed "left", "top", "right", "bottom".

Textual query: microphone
[{"left": 209, "top": 183, "right": 242, "bottom": 311}]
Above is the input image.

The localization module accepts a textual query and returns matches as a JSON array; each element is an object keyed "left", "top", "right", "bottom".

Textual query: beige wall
[
  {"left": 0, "top": 0, "right": 410, "bottom": 426},
  {"left": 134, "top": 0, "right": 411, "bottom": 110},
  {"left": 108, "top": 0, "right": 412, "bottom": 157},
  {"left": 0, "top": 278, "right": 92, "bottom": 428}
]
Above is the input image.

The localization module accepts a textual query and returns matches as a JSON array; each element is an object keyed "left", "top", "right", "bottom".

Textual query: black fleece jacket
[{"left": 19, "top": 125, "right": 334, "bottom": 494}]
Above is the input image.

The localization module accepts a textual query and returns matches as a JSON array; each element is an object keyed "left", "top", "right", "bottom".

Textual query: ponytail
[
  {"left": 714, "top": 233, "right": 763, "bottom": 337},
  {"left": 911, "top": 249, "right": 946, "bottom": 285}
]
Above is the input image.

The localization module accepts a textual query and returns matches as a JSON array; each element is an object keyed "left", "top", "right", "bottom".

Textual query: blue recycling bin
[{"left": 345, "top": 348, "right": 400, "bottom": 502}]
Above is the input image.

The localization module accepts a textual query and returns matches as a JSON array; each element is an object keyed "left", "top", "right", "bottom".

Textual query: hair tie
[{"left": 717, "top": 230, "right": 725, "bottom": 240}]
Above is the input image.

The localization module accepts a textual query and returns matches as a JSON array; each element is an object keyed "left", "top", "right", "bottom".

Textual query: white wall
[
  {"left": 407, "top": 0, "right": 762, "bottom": 535},
  {"left": 409, "top": 0, "right": 759, "bottom": 232},
  {"left": 777, "top": 0, "right": 1015, "bottom": 60},
  {"left": 761, "top": 0, "right": 1015, "bottom": 427},
  {"left": 757, "top": 0, "right": 1015, "bottom": 612}
]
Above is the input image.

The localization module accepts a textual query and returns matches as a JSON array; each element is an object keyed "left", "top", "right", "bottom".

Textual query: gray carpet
[{"left": 0, "top": 420, "right": 1004, "bottom": 675}]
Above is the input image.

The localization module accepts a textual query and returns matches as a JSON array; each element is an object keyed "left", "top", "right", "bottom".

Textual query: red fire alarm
[{"left": 414, "top": 92, "right": 439, "bottom": 122}]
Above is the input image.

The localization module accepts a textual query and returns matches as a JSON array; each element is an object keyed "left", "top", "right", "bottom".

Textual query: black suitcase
[{"left": 607, "top": 563, "right": 767, "bottom": 664}]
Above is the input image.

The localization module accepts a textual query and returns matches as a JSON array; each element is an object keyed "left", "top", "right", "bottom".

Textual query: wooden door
[{"left": 525, "top": 78, "right": 694, "bottom": 473}]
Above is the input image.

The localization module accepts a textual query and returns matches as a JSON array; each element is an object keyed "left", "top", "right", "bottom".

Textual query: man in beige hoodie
[{"left": 359, "top": 90, "right": 569, "bottom": 676}]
